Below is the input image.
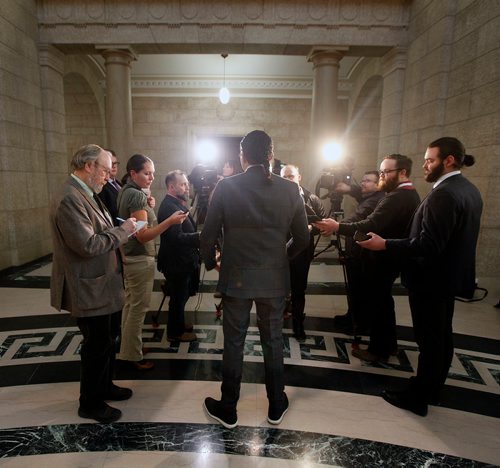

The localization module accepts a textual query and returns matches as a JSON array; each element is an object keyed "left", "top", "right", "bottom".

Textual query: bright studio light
[
  {"left": 321, "top": 141, "right": 343, "bottom": 164},
  {"left": 195, "top": 140, "right": 218, "bottom": 164},
  {"left": 219, "top": 87, "right": 230, "bottom": 104}
]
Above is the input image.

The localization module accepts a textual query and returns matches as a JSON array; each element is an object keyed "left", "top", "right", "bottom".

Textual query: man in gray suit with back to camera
[
  {"left": 200, "top": 130, "right": 309, "bottom": 428},
  {"left": 50, "top": 144, "right": 137, "bottom": 423}
]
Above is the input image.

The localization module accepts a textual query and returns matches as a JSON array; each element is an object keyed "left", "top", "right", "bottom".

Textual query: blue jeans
[{"left": 220, "top": 295, "right": 286, "bottom": 410}]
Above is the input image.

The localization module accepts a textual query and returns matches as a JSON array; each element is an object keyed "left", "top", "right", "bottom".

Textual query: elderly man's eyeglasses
[
  {"left": 379, "top": 169, "right": 400, "bottom": 176},
  {"left": 94, "top": 162, "right": 111, "bottom": 176}
]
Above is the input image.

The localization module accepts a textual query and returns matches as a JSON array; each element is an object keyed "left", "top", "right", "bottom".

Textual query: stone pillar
[
  {"left": 378, "top": 47, "right": 407, "bottom": 158},
  {"left": 38, "top": 44, "right": 68, "bottom": 197},
  {"left": 307, "top": 48, "right": 347, "bottom": 148},
  {"left": 98, "top": 47, "right": 136, "bottom": 160}
]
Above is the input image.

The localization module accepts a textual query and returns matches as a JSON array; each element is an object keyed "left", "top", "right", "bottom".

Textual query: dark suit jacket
[
  {"left": 387, "top": 174, "right": 483, "bottom": 297},
  {"left": 343, "top": 190, "right": 385, "bottom": 257},
  {"left": 200, "top": 166, "right": 310, "bottom": 298},
  {"left": 157, "top": 194, "right": 200, "bottom": 275},
  {"left": 338, "top": 185, "right": 421, "bottom": 272},
  {"left": 50, "top": 177, "right": 129, "bottom": 317},
  {"left": 98, "top": 179, "right": 122, "bottom": 226}
]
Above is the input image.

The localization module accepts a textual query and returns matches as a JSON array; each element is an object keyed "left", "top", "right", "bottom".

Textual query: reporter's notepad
[{"left": 129, "top": 220, "right": 147, "bottom": 236}]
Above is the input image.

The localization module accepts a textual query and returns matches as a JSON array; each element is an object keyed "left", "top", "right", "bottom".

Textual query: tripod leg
[{"left": 153, "top": 293, "right": 167, "bottom": 328}]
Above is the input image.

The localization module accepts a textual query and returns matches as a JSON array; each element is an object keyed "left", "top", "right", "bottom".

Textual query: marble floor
[{"left": 0, "top": 253, "right": 499, "bottom": 467}]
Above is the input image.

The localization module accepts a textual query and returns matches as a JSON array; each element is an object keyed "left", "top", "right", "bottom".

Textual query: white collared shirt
[{"left": 433, "top": 170, "right": 461, "bottom": 188}]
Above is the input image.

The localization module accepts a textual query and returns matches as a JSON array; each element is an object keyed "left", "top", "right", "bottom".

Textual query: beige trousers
[{"left": 118, "top": 255, "right": 155, "bottom": 362}]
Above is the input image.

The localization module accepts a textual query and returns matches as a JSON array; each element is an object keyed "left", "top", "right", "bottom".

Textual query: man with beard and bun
[
  {"left": 50, "top": 144, "right": 137, "bottom": 423},
  {"left": 157, "top": 170, "right": 199, "bottom": 342},
  {"left": 314, "top": 154, "right": 420, "bottom": 363},
  {"left": 360, "top": 138, "right": 483, "bottom": 417}
]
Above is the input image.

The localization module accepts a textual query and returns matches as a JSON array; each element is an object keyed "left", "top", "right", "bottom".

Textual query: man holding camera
[
  {"left": 281, "top": 164, "right": 325, "bottom": 341},
  {"left": 333, "top": 171, "right": 385, "bottom": 335},
  {"left": 315, "top": 154, "right": 420, "bottom": 363}
]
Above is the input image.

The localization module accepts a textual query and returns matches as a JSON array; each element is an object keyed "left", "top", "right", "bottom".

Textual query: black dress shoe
[
  {"left": 78, "top": 402, "right": 122, "bottom": 423},
  {"left": 204, "top": 397, "right": 238, "bottom": 429},
  {"left": 102, "top": 384, "right": 133, "bottom": 401},
  {"left": 381, "top": 389, "right": 428, "bottom": 417}
]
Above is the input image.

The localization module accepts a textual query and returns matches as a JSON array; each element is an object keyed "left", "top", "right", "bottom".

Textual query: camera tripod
[{"left": 313, "top": 199, "right": 363, "bottom": 345}]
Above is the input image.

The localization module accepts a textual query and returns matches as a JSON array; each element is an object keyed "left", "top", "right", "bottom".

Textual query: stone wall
[
  {"left": 131, "top": 96, "right": 312, "bottom": 201},
  {"left": 64, "top": 73, "right": 106, "bottom": 163},
  {"left": 400, "top": 0, "right": 500, "bottom": 276},
  {"left": 0, "top": 0, "right": 51, "bottom": 269}
]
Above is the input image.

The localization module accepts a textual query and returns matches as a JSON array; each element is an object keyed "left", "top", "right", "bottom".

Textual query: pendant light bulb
[
  {"left": 219, "top": 53, "right": 230, "bottom": 104},
  {"left": 219, "top": 87, "right": 230, "bottom": 104}
]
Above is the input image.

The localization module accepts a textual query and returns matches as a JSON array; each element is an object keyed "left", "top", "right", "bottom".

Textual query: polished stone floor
[{"left": 0, "top": 253, "right": 499, "bottom": 467}]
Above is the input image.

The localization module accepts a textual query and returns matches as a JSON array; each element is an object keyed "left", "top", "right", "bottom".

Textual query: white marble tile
[
  {"left": 1, "top": 381, "right": 499, "bottom": 465},
  {"left": 0, "top": 452, "right": 106, "bottom": 467},
  {"left": 0, "top": 288, "right": 57, "bottom": 318}
]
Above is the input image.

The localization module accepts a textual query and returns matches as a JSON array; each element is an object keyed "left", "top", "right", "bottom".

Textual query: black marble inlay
[
  {"left": 1, "top": 311, "right": 499, "bottom": 418},
  {"left": 0, "top": 422, "right": 494, "bottom": 467}
]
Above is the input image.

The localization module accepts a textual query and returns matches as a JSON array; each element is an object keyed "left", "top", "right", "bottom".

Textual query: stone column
[
  {"left": 378, "top": 47, "right": 407, "bottom": 158},
  {"left": 306, "top": 47, "right": 347, "bottom": 186},
  {"left": 308, "top": 47, "right": 347, "bottom": 146},
  {"left": 98, "top": 47, "right": 136, "bottom": 160},
  {"left": 38, "top": 44, "right": 68, "bottom": 197}
]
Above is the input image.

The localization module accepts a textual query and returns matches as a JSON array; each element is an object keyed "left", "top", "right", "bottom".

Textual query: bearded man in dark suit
[
  {"left": 157, "top": 170, "right": 200, "bottom": 343},
  {"left": 360, "top": 137, "right": 483, "bottom": 417},
  {"left": 200, "top": 130, "right": 309, "bottom": 428}
]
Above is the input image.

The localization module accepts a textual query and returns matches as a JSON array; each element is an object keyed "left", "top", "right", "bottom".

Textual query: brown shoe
[
  {"left": 184, "top": 323, "right": 194, "bottom": 332},
  {"left": 351, "top": 348, "right": 388, "bottom": 363},
  {"left": 167, "top": 332, "right": 197, "bottom": 342},
  {"left": 130, "top": 359, "right": 155, "bottom": 371}
]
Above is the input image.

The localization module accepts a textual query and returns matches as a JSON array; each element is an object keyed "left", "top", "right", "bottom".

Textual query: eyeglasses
[
  {"left": 94, "top": 162, "right": 111, "bottom": 176},
  {"left": 361, "top": 178, "right": 377, "bottom": 183},
  {"left": 379, "top": 169, "right": 400, "bottom": 176}
]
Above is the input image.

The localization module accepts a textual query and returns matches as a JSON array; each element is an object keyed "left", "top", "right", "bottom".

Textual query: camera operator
[
  {"left": 314, "top": 155, "right": 420, "bottom": 363},
  {"left": 332, "top": 171, "right": 385, "bottom": 334},
  {"left": 281, "top": 164, "right": 325, "bottom": 341}
]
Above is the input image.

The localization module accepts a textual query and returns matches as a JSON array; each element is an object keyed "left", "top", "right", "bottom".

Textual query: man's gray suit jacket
[{"left": 200, "top": 166, "right": 310, "bottom": 299}]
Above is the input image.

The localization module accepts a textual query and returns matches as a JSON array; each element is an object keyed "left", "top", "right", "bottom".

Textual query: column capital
[
  {"left": 38, "top": 44, "right": 65, "bottom": 75},
  {"left": 96, "top": 46, "right": 137, "bottom": 64},
  {"left": 381, "top": 47, "right": 407, "bottom": 77},
  {"left": 307, "top": 47, "right": 348, "bottom": 66}
]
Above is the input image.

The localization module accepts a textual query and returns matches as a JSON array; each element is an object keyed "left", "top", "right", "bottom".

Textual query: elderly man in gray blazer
[
  {"left": 50, "top": 144, "right": 137, "bottom": 423},
  {"left": 201, "top": 130, "right": 310, "bottom": 428}
]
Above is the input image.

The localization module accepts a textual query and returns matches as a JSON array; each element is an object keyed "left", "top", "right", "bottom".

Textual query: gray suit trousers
[{"left": 221, "top": 295, "right": 286, "bottom": 409}]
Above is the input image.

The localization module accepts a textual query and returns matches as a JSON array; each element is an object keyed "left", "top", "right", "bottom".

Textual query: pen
[{"left": 116, "top": 217, "right": 125, "bottom": 223}]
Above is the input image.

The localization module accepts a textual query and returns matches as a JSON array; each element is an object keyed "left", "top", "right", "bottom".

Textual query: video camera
[
  {"left": 188, "top": 164, "right": 219, "bottom": 224},
  {"left": 188, "top": 164, "right": 218, "bottom": 193},
  {"left": 315, "top": 168, "right": 352, "bottom": 213}
]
